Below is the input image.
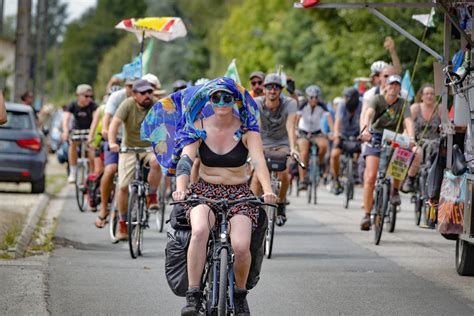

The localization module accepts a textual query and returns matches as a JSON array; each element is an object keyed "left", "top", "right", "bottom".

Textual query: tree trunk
[{"left": 14, "top": 0, "right": 32, "bottom": 103}]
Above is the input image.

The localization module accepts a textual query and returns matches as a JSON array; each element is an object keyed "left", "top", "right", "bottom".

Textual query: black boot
[
  {"left": 234, "top": 288, "right": 250, "bottom": 316},
  {"left": 181, "top": 288, "right": 202, "bottom": 316}
]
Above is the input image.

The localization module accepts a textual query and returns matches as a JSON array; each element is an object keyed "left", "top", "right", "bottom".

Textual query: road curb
[{"left": 14, "top": 193, "right": 50, "bottom": 258}]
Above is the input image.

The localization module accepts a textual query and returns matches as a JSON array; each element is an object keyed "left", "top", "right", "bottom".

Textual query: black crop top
[{"left": 199, "top": 139, "right": 249, "bottom": 168}]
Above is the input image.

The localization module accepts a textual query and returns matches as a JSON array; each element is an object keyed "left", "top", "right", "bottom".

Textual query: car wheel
[{"left": 31, "top": 176, "right": 46, "bottom": 193}]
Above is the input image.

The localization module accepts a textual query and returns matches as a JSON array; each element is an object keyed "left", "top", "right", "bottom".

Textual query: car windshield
[{"left": 0, "top": 111, "right": 33, "bottom": 129}]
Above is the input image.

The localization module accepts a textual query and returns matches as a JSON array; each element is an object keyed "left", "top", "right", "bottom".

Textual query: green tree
[{"left": 60, "top": 0, "right": 146, "bottom": 89}]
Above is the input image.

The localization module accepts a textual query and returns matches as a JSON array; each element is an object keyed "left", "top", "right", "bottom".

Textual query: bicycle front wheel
[
  {"left": 264, "top": 206, "right": 276, "bottom": 259},
  {"left": 374, "top": 182, "right": 390, "bottom": 245},
  {"left": 128, "top": 186, "right": 141, "bottom": 259},
  {"left": 312, "top": 156, "right": 319, "bottom": 205},
  {"left": 343, "top": 157, "right": 353, "bottom": 209},
  {"left": 75, "top": 163, "right": 87, "bottom": 212},
  {"left": 388, "top": 203, "right": 397, "bottom": 233},
  {"left": 218, "top": 248, "right": 228, "bottom": 316}
]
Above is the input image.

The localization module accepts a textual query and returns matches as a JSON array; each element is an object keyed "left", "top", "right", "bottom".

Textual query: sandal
[{"left": 95, "top": 212, "right": 109, "bottom": 229}]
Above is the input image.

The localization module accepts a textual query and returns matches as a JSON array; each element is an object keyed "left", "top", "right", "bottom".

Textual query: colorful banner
[
  {"left": 386, "top": 147, "right": 414, "bottom": 181},
  {"left": 438, "top": 170, "right": 466, "bottom": 234}
]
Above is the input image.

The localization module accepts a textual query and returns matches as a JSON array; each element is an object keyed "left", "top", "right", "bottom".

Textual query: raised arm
[{"left": 384, "top": 36, "right": 402, "bottom": 75}]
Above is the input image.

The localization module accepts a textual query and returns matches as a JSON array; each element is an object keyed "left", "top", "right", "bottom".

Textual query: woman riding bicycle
[
  {"left": 401, "top": 83, "right": 441, "bottom": 193},
  {"left": 141, "top": 77, "right": 277, "bottom": 316},
  {"left": 296, "top": 85, "right": 333, "bottom": 191}
]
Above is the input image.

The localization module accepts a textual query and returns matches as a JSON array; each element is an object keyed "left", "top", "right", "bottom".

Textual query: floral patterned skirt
[{"left": 185, "top": 178, "right": 259, "bottom": 230}]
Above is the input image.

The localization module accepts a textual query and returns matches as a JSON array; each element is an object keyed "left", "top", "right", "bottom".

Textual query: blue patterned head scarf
[{"left": 141, "top": 77, "right": 260, "bottom": 176}]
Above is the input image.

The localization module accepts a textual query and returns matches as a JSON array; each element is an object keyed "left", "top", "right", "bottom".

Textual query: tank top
[
  {"left": 414, "top": 104, "right": 440, "bottom": 140},
  {"left": 198, "top": 139, "right": 249, "bottom": 168}
]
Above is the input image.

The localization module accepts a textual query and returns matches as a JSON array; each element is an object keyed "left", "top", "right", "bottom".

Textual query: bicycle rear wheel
[
  {"left": 374, "top": 182, "right": 390, "bottom": 245},
  {"left": 218, "top": 248, "right": 228, "bottom": 316},
  {"left": 264, "top": 206, "right": 276, "bottom": 259},
  {"left": 75, "top": 163, "right": 87, "bottom": 212},
  {"left": 310, "top": 156, "right": 320, "bottom": 204},
  {"left": 127, "top": 186, "right": 141, "bottom": 259}
]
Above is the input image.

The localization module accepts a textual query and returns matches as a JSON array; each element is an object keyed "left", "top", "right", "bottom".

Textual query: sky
[{"left": 4, "top": 0, "right": 98, "bottom": 23}]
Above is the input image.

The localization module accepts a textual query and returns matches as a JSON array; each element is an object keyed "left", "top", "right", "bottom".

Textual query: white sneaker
[{"left": 68, "top": 174, "right": 76, "bottom": 183}]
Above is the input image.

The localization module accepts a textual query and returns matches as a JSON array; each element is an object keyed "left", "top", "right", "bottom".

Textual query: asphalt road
[{"left": 47, "top": 184, "right": 474, "bottom": 315}]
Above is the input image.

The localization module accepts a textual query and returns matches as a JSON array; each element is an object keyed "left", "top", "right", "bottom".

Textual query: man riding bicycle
[
  {"left": 108, "top": 79, "right": 162, "bottom": 240},
  {"left": 330, "top": 87, "right": 361, "bottom": 195},
  {"left": 62, "top": 84, "right": 97, "bottom": 183},
  {"left": 251, "top": 73, "right": 299, "bottom": 226},
  {"left": 359, "top": 75, "right": 416, "bottom": 230},
  {"left": 296, "top": 85, "right": 333, "bottom": 191}
]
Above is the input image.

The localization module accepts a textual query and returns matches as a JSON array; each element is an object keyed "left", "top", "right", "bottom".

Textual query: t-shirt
[
  {"left": 114, "top": 97, "right": 155, "bottom": 148},
  {"left": 297, "top": 102, "right": 328, "bottom": 133},
  {"left": 254, "top": 95, "right": 297, "bottom": 147},
  {"left": 105, "top": 88, "right": 127, "bottom": 115},
  {"left": 369, "top": 95, "right": 411, "bottom": 134},
  {"left": 67, "top": 101, "right": 98, "bottom": 129},
  {"left": 336, "top": 100, "right": 361, "bottom": 137}
]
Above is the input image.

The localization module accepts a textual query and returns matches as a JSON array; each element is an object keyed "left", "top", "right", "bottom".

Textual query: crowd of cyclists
[{"left": 55, "top": 36, "right": 444, "bottom": 315}]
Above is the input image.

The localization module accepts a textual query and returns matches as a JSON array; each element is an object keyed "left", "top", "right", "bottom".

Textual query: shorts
[
  {"left": 297, "top": 129, "right": 323, "bottom": 140},
  {"left": 103, "top": 141, "right": 119, "bottom": 166},
  {"left": 94, "top": 141, "right": 104, "bottom": 158},
  {"left": 337, "top": 139, "right": 361, "bottom": 154},
  {"left": 118, "top": 151, "right": 154, "bottom": 188},
  {"left": 362, "top": 133, "right": 383, "bottom": 158},
  {"left": 185, "top": 178, "right": 260, "bottom": 231}
]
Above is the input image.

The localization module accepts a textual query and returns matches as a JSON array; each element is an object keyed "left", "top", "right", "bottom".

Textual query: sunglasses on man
[
  {"left": 251, "top": 80, "right": 263, "bottom": 86},
  {"left": 82, "top": 94, "right": 93, "bottom": 99},
  {"left": 210, "top": 92, "right": 234, "bottom": 105},
  {"left": 264, "top": 84, "right": 282, "bottom": 91},
  {"left": 138, "top": 90, "right": 154, "bottom": 95}
]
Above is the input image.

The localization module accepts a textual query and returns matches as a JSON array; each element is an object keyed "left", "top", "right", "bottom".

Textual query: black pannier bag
[{"left": 165, "top": 204, "right": 268, "bottom": 296}]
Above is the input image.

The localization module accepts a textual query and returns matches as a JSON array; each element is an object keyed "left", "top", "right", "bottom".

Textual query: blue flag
[
  {"left": 401, "top": 70, "right": 415, "bottom": 102},
  {"left": 113, "top": 54, "right": 142, "bottom": 80}
]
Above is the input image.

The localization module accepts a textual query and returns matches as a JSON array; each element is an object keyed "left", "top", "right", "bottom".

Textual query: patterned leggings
[{"left": 184, "top": 178, "right": 260, "bottom": 230}]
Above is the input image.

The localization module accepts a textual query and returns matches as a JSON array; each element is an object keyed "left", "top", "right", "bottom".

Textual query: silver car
[{"left": 0, "top": 103, "right": 48, "bottom": 193}]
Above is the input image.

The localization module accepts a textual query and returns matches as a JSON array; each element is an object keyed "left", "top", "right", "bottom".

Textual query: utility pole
[
  {"left": 14, "top": 0, "right": 32, "bottom": 103},
  {"left": 35, "top": 0, "right": 48, "bottom": 108},
  {"left": 0, "top": 0, "right": 4, "bottom": 35}
]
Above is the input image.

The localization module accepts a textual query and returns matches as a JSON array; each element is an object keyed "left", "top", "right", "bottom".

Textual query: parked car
[{"left": 0, "top": 103, "right": 48, "bottom": 193}]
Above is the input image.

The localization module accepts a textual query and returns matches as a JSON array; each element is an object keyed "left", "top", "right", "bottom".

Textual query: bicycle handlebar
[{"left": 170, "top": 195, "right": 277, "bottom": 209}]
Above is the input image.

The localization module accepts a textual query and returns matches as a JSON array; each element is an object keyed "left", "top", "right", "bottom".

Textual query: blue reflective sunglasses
[{"left": 210, "top": 92, "right": 234, "bottom": 106}]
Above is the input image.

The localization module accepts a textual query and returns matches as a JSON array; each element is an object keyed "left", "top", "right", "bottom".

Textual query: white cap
[{"left": 141, "top": 73, "right": 161, "bottom": 88}]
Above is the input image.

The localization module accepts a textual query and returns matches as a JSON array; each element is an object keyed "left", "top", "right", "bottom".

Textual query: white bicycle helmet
[
  {"left": 305, "top": 85, "right": 322, "bottom": 98},
  {"left": 370, "top": 60, "right": 388, "bottom": 76}
]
